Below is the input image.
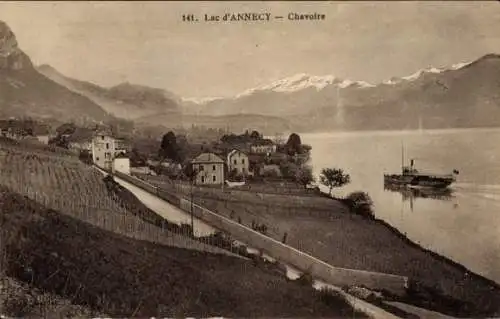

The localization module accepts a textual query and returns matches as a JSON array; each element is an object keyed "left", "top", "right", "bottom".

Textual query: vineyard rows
[{"left": 0, "top": 145, "right": 233, "bottom": 256}]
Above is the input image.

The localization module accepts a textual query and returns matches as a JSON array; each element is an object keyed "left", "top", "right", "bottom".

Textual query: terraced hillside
[{"left": 0, "top": 138, "right": 229, "bottom": 255}]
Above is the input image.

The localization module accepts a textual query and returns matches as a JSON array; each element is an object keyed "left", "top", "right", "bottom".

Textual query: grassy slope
[
  {"left": 141, "top": 175, "right": 500, "bottom": 318},
  {"left": 0, "top": 276, "right": 102, "bottom": 318},
  {"left": 0, "top": 187, "right": 363, "bottom": 317},
  {"left": 0, "top": 139, "right": 364, "bottom": 317}
]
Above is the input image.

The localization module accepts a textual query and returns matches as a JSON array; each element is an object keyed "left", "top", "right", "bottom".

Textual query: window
[
  {"left": 201, "top": 176, "right": 205, "bottom": 183},
  {"left": 106, "top": 143, "right": 109, "bottom": 149},
  {"left": 213, "top": 175, "right": 216, "bottom": 182},
  {"left": 96, "top": 157, "right": 100, "bottom": 161},
  {"left": 199, "top": 165, "right": 204, "bottom": 171},
  {"left": 101, "top": 136, "right": 104, "bottom": 140},
  {"left": 213, "top": 165, "right": 216, "bottom": 171},
  {"left": 233, "top": 159, "right": 237, "bottom": 165},
  {"left": 241, "top": 159, "right": 245, "bottom": 164}
]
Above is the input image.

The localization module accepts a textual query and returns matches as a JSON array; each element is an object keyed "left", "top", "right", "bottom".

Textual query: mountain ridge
[
  {"left": 37, "top": 64, "right": 181, "bottom": 120},
  {"left": 0, "top": 21, "right": 112, "bottom": 125}
]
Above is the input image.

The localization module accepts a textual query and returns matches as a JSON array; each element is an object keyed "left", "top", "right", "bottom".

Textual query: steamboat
[{"left": 384, "top": 146, "right": 458, "bottom": 189}]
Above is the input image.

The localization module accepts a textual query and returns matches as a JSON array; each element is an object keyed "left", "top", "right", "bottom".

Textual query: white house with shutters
[
  {"left": 227, "top": 149, "right": 250, "bottom": 177},
  {"left": 190, "top": 152, "right": 225, "bottom": 185},
  {"left": 91, "top": 131, "right": 129, "bottom": 170}
]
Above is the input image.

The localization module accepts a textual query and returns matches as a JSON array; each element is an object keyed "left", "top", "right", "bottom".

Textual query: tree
[
  {"left": 129, "top": 148, "right": 146, "bottom": 167},
  {"left": 285, "top": 133, "right": 302, "bottom": 156},
  {"left": 160, "top": 131, "right": 180, "bottom": 163},
  {"left": 56, "top": 123, "right": 76, "bottom": 136},
  {"left": 319, "top": 168, "right": 351, "bottom": 195},
  {"left": 295, "top": 166, "right": 315, "bottom": 189},
  {"left": 250, "top": 130, "right": 261, "bottom": 140},
  {"left": 183, "top": 164, "right": 198, "bottom": 182},
  {"left": 345, "top": 191, "right": 375, "bottom": 219}
]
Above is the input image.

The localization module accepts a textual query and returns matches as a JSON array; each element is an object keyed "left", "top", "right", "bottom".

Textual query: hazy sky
[{"left": 1, "top": 1, "right": 500, "bottom": 98}]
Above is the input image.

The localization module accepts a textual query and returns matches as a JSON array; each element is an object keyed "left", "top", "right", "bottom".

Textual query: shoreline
[
  {"left": 373, "top": 215, "right": 500, "bottom": 289},
  {"left": 320, "top": 191, "right": 500, "bottom": 289}
]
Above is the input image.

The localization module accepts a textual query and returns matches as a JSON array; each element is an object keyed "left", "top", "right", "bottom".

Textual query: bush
[
  {"left": 317, "top": 288, "right": 348, "bottom": 308},
  {"left": 344, "top": 191, "right": 375, "bottom": 219},
  {"left": 295, "top": 270, "right": 314, "bottom": 287}
]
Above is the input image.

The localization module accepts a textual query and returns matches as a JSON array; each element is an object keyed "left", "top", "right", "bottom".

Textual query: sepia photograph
[{"left": 0, "top": 1, "right": 499, "bottom": 318}]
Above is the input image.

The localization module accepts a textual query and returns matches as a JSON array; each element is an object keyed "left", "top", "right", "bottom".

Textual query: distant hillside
[
  {"left": 37, "top": 64, "right": 181, "bottom": 120},
  {"left": 0, "top": 21, "right": 111, "bottom": 124},
  {"left": 185, "top": 54, "right": 500, "bottom": 132},
  {"left": 134, "top": 112, "right": 292, "bottom": 136}
]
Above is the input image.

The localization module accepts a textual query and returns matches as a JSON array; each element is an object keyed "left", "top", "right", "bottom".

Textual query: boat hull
[{"left": 384, "top": 174, "right": 454, "bottom": 189}]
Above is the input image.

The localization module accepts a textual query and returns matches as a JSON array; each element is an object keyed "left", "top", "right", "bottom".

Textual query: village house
[
  {"left": 190, "top": 152, "right": 225, "bottom": 185},
  {"left": 91, "top": 130, "right": 130, "bottom": 170},
  {"left": 226, "top": 148, "right": 250, "bottom": 177},
  {"left": 250, "top": 139, "right": 277, "bottom": 155}
]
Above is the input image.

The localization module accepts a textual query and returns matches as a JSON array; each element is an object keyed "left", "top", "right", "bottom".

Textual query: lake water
[{"left": 303, "top": 128, "right": 500, "bottom": 284}]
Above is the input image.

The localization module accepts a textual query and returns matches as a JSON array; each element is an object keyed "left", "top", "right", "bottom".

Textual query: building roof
[
  {"left": 227, "top": 148, "right": 248, "bottom": 158},
  {"left": 252, "top": 139, "right": 275, "bottom": 146},
  {"left": 67, "top": 127, "right": 94, "bottom": 143},
  {"left": 191, "top": 152, "right": 224, "bottom": 164}
]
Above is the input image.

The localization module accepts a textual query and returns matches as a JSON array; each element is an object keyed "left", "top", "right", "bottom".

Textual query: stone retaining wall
[{"left": 114, "top": 171, "right": 409, "bottom": 297}]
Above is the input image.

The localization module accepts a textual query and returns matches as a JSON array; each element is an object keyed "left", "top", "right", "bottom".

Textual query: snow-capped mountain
[
  {"left": 184, "top": 60, "right": 474, "bottom": 107},
  {"left": 182, "top": 54, "right": 500, "bottom": 132},
  {"left": 234, "top": 73, "right": 375, "bottom": 98}
]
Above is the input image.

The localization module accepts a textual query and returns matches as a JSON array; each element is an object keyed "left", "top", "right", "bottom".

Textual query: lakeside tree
[
  {"left": 285, "top": 133, "right": 302, "bottom": 156},
  {"left": 319, "top": 168, "right": 351, "bottom": 195},
  {"left": 345, "top": 191, "right": 375, "bottom": 219},
  {"left": 295, "top": 165, "right": 315, "bottom": 189}
]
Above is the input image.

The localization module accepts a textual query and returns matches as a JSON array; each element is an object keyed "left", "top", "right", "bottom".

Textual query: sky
[{"left": 1, "top": 1, "right": 500, "bottom": 98}]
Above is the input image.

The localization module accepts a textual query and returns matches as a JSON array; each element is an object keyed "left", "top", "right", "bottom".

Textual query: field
[
  {"left": 0, "top": 187, "right": 363, "bottom": 317},
  {"left": 0, "top": 140, "right": 230, "bottom": 255},
  {"left": 140, "top": 174, "right": 500, "bottom": 318}
]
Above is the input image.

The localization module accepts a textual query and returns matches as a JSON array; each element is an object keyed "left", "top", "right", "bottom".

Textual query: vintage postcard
[{"left": 1, "top": 1, "right": 499, "bottom": 318}]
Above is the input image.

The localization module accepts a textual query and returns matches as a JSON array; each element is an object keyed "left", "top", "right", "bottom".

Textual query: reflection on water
[
  {"left": 384, "top": 183, "right": 454, "bottom": 201},
  {"left": 383, "top": 183, "right": 456, "bottom": 211}
]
